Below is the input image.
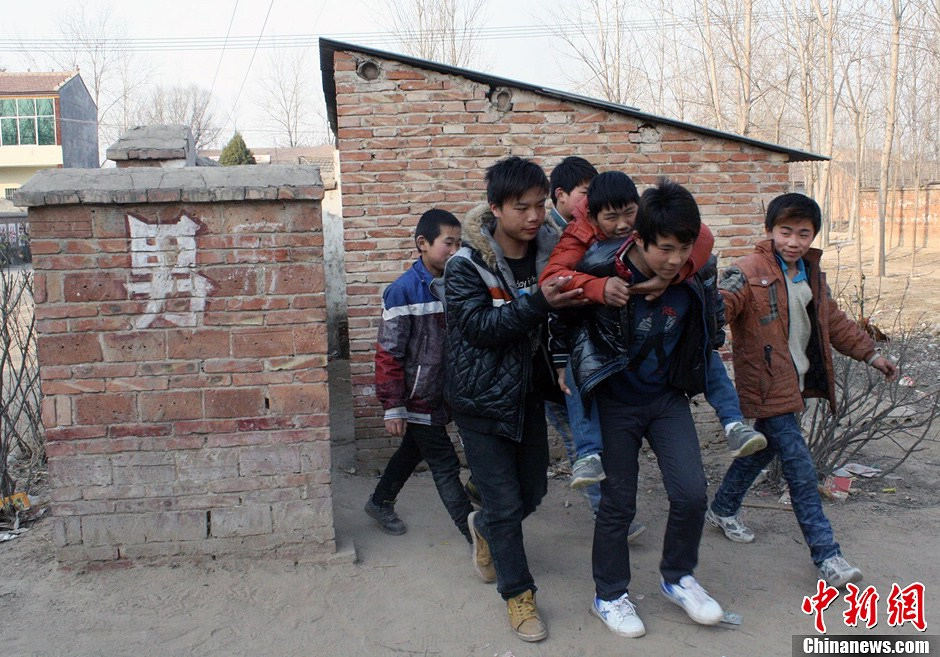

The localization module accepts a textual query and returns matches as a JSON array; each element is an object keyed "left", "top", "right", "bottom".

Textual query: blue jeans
[
  {"left": 593, "top": 387, "right": 707, "bottom": 599},
  {"left": 705, "top": 350, "right": 745, "bottom": 427},
  {"left": 545, "top": 366, "right": 602, "bottom": 512},
  {"left": 459, "top": 393, "right": 549, "bottom": 600},
  {"left": 710, "top": 412, "right": 840, "bottom": 565}
]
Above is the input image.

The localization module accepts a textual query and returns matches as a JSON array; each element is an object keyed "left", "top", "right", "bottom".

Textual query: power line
[
  {"left": 207, "top": 0, "right": 239, "bottom": 100},
  {"left": 221, "top": 0, "right": 273, "bottom": 136}
]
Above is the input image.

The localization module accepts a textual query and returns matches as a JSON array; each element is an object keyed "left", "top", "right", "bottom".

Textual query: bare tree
[
  {"left": 549, "top": 0, "right": 646, "bottom": 105},
  {"left": 811, "top": 0, "right": 841, "bottom": 246},
  {"left": 134, "top": 85, "right": 221, "bottom": 150},
  {"left": 382, "top": 0, "right": 488, "bottom": 68},
  {"left": 875, "top": 0, "right": 905, "bottom": 277},
  {"left": 255, "top": 49, "right": 325, "bottom": 148}
]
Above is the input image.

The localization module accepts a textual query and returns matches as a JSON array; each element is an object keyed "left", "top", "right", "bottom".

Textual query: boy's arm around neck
[{"left": 540, "top": 218, "right": 609, "bottom": 303}]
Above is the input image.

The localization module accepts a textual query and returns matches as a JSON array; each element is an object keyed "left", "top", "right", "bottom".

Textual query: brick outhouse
[{"left": 318, "top": 38, "right": 824, "bottom": 471}]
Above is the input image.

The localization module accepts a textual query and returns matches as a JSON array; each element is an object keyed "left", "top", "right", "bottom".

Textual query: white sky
[{"left": 1, "top": 0, "right": 580, "bottom": 149}]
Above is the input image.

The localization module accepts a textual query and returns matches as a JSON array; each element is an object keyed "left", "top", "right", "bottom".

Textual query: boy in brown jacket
[{"left": 707, "top": 193, "right": 896, "bottom": 588}]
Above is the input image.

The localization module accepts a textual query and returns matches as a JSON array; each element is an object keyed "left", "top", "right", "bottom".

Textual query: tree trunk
[{"left": 875, "top": 0, "right": 902, "bottom": 277}]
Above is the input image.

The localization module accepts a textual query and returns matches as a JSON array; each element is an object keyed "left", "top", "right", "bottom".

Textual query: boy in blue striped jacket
[{"left": 365, "top": 209, "right": 473, "bottom": 543}]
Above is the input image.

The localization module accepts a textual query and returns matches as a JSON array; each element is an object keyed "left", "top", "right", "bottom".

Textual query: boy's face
[
  {"left": 554, "top": 181, "right": 590, "bottom": 221},
  {"left": 491, "top": 187, "right": 547, "bottom": 244},
  {"left": 634, "top": 233, "right": 694, "bottom": 280},
  {"left": 418, "top": 225, "right": 461, "bottom": 277},
  {"left": 592, "top": 202, "right": 638, "bottom": 239},
  {"left": 767, "top": 217, "right": 816, "bottom": 266}
]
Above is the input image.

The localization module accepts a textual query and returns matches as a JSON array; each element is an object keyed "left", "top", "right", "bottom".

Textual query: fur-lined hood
[{"left": 461, "top": 202, "right": 561, "bottom": 277}]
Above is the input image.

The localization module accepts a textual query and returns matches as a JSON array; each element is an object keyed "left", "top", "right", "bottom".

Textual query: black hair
[
  {"left": 764, "top": 193, "right": 822, "bottom": 235},
  {"left": 415, "top": 208, "right": 460, "bottom": 247},
  {"left": 635, "top": 178, "right": 701, "bottom": 246},
  {"left": 586, "top": 171, "right": 640, "bottom": 218},
  {"left": 549, "top": 156, "right": 598, "bottom": 204},
  {"left": 485, "top": 156, "right": 549, "bottom": 208}
]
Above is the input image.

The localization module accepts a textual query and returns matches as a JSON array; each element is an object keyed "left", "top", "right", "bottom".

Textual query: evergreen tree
[{"left": 219, "top": 132, "right": 256, "bottom": 165}]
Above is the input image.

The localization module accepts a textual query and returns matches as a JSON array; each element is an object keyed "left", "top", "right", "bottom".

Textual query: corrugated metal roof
[{"left": 319, "top": 38, "right": 825, "bottom": 163}]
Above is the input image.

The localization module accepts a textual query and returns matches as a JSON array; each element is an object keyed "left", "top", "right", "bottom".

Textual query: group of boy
[{"left": 364, "top": 155, "right": 898, "bottom": 643}]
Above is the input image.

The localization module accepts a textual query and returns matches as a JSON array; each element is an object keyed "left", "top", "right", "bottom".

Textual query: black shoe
[{"left": 364, "top": 498, "right": 406, "bottom": 535}]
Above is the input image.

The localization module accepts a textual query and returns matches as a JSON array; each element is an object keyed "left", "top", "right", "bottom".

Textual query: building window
[
  {"left": 0, "top": 97, "right": 56, "bottom": 146},
  {"left": 4, "top": 188, "right": 15, "bottom": 201}
]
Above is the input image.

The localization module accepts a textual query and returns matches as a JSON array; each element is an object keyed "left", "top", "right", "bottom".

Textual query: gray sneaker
[
  {"left": 705, "top": 507, "right": 754, "bottom": 543},
  {"left": 627, "top": 521, "right": 647, "bottom": 543},
  {"left": 364, "top": 498, "right": 406, "bottom": 535},
  {"left": 726, "top": 422, "right": 768, "bottom": 458},
  {"left": 571, "top": 454, "right": 606, "bottom": 489},
  {"left": 818, "top": 555, "right": 863, "bottom": 588}
]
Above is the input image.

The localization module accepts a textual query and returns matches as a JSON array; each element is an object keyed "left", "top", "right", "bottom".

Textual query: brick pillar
[{"left": 16, "top": 164, "right": 346, "bottom": 563}]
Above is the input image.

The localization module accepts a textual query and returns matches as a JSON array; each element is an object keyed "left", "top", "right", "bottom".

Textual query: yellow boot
[{"left": 507, "top": 589, "right": 547, "bottom": 642}]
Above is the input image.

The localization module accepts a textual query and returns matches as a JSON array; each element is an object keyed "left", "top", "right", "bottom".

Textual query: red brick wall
[
  {"left": 331, "top": 50, "right": 791, "bottom": 469},
  {"left": 29, "top": 185, "right": 337, "bottom": 563}
]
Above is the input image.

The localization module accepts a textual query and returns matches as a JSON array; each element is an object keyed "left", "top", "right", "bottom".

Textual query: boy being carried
[
  {"left": 367, "top": 209, "right": 473, "bottom": 542},
  {"left": 542, "top": 171, "right": 766, "bottom": 489},
  {"left": 707, "top": 193, "right": 897, "bottom": 587}
]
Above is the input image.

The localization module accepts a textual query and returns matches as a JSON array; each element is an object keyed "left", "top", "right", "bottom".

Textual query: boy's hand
[
  {"left": 603, "top": 277, "right": 631, "bottom": 307},
  {"left": 871, "top": 356, "right": 898, "bottom": 381},
  {"left": 385, "top": 418, "right": 407, "bottom": 437},
  {"left": 628, "top": 275, "right": 672, "bottom": 301},
  {"left": 556, "top": 367, "right": 571, "bottom": 395},
  {"left": 541, "top": 276, "right": 589, "bottom": 308}
]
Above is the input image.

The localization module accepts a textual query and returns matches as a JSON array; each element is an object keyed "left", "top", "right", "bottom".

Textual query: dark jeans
[
  {"left": 371, "top": 422, "right": 473, "bottom": 541},
  {"left": 592, "top": 387, "right": 708, "bottom": 601},
  {"left": 459, "top": 393, "right": 549, "bottom": 600},
  {"left": 711, "top": 412, "right": 839, "bottom": 565}
]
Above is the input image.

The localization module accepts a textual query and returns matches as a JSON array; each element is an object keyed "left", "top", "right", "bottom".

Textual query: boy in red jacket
[{"left": 542, "top": 172, "right": 766, "bottom": 487}]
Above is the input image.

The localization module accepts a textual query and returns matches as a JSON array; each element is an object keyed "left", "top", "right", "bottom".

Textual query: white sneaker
[
  {"left": 818, "top": 555, "right": 863, "bottom": 588},
  {"left": 660, "top": 575, "right": 723, "bottom": 625},
  {"left": 591, "top": 593, "right": 646, "bottom": 637},
  {"left": 705, "top": 507, "right": 755, "bottom": 543}
]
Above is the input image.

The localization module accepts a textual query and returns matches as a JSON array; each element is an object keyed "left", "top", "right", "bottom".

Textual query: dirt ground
[{"left": 2, "top": 243, "right": 939, "bottom": 657}]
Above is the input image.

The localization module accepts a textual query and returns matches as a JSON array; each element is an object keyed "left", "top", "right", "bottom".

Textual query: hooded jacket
[
  {"left": 719, "top": 240, "right": 877, "bottom": 418},
  {"left": 443, "top": 203, "right": 560, "bottom": 441}
]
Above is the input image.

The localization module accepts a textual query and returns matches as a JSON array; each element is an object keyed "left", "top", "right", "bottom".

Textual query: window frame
[{"left": 0, "top": 95, "right": 57, "bottom": 146}]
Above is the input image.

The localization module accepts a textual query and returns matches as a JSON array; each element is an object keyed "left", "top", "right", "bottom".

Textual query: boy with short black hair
[
  {"left": 444, "top": 156, "right": 586, "bottom": 642},
  {"left": 569, "top": 179, "right": 727, "bottom": 638},
  {"left": 547, "top": 156, "right": 598, "bottom": 231},
  {"left": 707, "top": 192, "right": 897, "bottom": 587},
  {"left": 366, "top": 208, "right": 474, "bottom": 542}
]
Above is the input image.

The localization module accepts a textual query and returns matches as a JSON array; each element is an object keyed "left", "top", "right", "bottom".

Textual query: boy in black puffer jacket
[{"left": 443, "top": 156, "right": 586, "bottom": 643}]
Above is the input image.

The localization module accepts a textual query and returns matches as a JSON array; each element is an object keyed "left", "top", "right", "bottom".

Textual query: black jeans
[
  {"left": 592, "top": 387, "right": 708, "bottom": 601},
  {"left": 371, "top": 422, "right": 473, "bottom": 541},
  {"left": 458, "top": 393, "right": 549, "bottom": 600}
]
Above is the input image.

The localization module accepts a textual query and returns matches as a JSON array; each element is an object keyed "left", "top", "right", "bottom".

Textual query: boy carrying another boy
[
  {"left": 567, "top": 179, "right": 727, "bottom": 637},
  {"left": 444, "top": 156, "right": 586, "bottom": 642},
  {"left": 542, "top": 171, "right": 766, "bottom": 490},
  {"left": 366, "top": 209, "right": 474, "bottom": 542},
  {"left": 707, "top": 193, "right": 897, "bottom": 587}
]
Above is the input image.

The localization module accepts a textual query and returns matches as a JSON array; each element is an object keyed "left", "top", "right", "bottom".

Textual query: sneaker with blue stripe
[
  {"left": 591, "top": 593, "right": 646, "bottom": 637},
  {"left": 660, "top": 575, "right": 723, "bottom": 625}
]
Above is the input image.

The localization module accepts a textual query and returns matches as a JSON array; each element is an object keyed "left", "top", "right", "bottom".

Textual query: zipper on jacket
[
  {"left": 761, "top": 345, "right": 773, "bottom": 404},
  {"left": 408, "top": 365, "right": 422, "bottom": 400}
]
